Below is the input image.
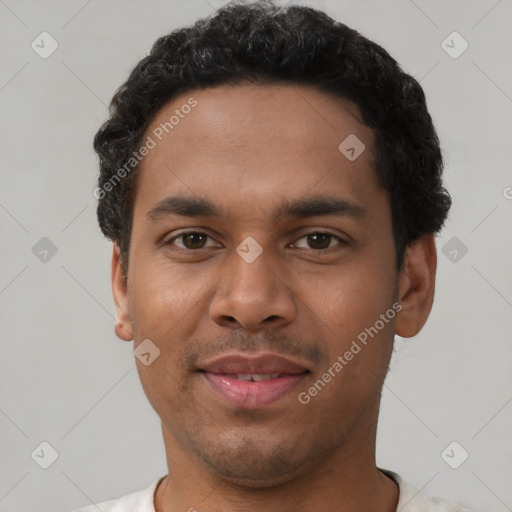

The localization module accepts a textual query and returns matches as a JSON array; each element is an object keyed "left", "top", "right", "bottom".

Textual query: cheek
[
  {"left": 129, "top": 256, "right": 206, "bottom": 330},
  {"left": 128, "top": 260, "right": 198, "bottom": 373},
  {"left": 310, "top": 260, "right": 396, "bottom": 338},
  {"left": 305, "top": 256, "right": 397, "bottom": 399},
  {"left": 129, "top": 266, "right": 197, "bottom": 415},
  {"left": 302, "top": 271, "right": 396, "bottom": 424}
]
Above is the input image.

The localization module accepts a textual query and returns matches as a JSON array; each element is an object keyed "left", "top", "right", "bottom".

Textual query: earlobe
[
  {"left": 111, "top": 243, "right": 133, "bottom": 342},
  {"left": 395, "top": 234, "right": 437, "bottom": 338}
]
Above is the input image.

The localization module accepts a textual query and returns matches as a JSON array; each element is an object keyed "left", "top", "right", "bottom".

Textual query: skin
[{"left": 111, "top": 83, "right": 437, "bottom": 512}]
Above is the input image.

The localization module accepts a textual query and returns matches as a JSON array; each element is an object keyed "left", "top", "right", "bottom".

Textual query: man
[{"left": 77, "top": 1, "right": 468, "bottom": 510}]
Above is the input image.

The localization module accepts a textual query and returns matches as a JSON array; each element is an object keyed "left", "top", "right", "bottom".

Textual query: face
[{"left": 112, "top": 83, "right": 435, "bottom": 487}]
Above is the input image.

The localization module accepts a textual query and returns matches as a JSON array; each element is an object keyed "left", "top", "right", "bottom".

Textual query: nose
[{"left": 209, "top": 246, "right": 296, "bottom": 332}]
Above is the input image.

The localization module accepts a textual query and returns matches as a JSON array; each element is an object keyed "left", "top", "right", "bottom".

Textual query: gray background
[{"left": 1, "top": 0, "right": 511, "bottom": 510}]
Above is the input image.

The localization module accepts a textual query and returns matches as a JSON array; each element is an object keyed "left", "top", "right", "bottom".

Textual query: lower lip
[{"left": 201, "top": 372, "right": 307, "bottom": 409}]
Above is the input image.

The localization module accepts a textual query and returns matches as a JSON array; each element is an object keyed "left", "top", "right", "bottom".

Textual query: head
[{"left": 95, "top": 1, "right": 451, "bottom": 488}]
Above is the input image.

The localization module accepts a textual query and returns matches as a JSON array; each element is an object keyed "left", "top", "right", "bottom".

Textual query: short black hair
[{"left": 93, "top": 0, "right": 451, "bottom": 279}]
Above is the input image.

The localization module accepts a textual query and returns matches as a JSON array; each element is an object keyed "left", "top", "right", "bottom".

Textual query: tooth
[
  {"left": 231, "top": 373, "right": 283, "bottom": 381},
  {"left": 250, "top": 374, "right": 268, "bottom": 381},
  {"left": 251, "top": 374, "right": 281, "bottom": 381}
]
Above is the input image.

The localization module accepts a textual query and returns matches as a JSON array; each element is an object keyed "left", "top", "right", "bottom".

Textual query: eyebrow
[{"left": 147, "top": 195, "right": 366, "bottom": 223}]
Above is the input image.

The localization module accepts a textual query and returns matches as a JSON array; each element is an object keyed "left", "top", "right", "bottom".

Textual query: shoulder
[
  {"left": 71, "top": 476, "right": 165, "bottom": 512},
  {"left": 382, "top": 470, "right": 471, "bottom": 512}
]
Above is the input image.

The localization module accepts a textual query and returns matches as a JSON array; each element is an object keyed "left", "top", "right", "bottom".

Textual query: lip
[
  {"left": 198, "top": 352, "right": 310, "bottom": 409},
  {"left": 198, "top": 352, "right": 309, "bottom": 375}
]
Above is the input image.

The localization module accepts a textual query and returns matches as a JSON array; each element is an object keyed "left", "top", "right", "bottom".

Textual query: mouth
[{"left": 197, "top": 353, "right": 310, "bottom": 409}]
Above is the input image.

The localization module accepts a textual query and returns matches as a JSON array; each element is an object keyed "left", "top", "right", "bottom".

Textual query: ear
[
  {"left": 111, "top": 243, "right": 133, "bottom": 341},
  {"left": 395, "top": 234, "right": 437, "bottom": 338}
]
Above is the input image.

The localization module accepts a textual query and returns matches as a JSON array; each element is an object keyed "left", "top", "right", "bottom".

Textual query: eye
[
  {"left": 292, "top": 232, "right": 346, "bottom": 252},
  {"left": 163, "top": 230, "right": 347, "bottom": 253},
  {"left": 164, "top": 231, "right": 218, "bottom": 251}
]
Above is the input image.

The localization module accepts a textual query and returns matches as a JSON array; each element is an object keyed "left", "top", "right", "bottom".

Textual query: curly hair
[{"left": 93, "top": 0, "right": 451, "bottom": 278}]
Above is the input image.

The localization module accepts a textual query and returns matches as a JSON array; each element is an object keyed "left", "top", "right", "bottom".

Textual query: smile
[
  {"left": 201, "top": 371, "right": 308, "bottom": 409},
  {"left": 197, "top": 352, "right": 311, "bottom": 409}
]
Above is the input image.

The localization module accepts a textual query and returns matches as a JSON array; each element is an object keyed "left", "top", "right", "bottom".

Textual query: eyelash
[{"left": 163, "top": 230, "right": 347, "bottom": 254}]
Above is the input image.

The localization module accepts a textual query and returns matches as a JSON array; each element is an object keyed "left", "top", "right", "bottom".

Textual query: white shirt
[{"left": 72, "top": 470, "right": 470, "bottom": 512}]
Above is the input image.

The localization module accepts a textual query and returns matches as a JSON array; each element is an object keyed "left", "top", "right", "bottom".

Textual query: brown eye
[
  {"left": 306, "top": 233, "right": 331, "bottom": 250},
  {"left": 182, "top": 233, "right": 207, "bottom": 249},
  {"left": 166, "top": 232, "right": 213, "bottom": 250},
  {"left": 293, "top": 232, "right": 345, "bottom": 252}
]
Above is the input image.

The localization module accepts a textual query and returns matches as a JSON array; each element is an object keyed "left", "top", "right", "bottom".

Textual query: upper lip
[{"left": 198, "top": 352, "right": 310, "bottom": 375}]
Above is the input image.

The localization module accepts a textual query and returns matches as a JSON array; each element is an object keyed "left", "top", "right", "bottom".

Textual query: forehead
[{"left": 134, "top": 83, "right": 379, "bottom": 219}]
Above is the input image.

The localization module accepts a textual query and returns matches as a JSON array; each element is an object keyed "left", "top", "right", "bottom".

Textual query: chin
[{"left": 188, "top": 433, "right": 321, "bottom": 488}]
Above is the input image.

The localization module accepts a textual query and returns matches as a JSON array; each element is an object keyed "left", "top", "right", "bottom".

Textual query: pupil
[
  {"left": 308, "top": 233, "right": 330, "bottom": 249},
  {"left": 184, "top": 233, "right": 205, "bottom": 249}
]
